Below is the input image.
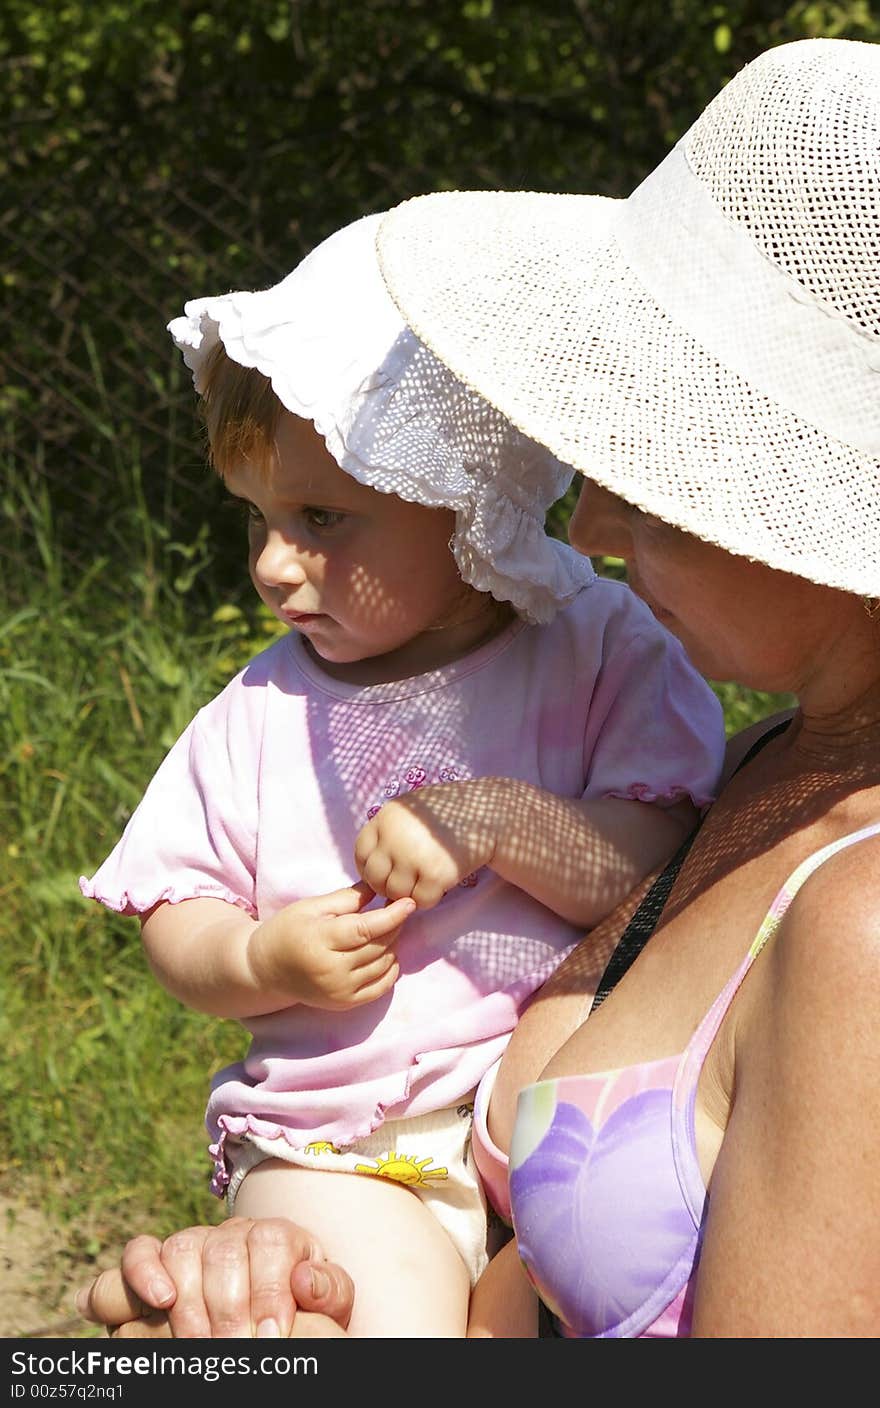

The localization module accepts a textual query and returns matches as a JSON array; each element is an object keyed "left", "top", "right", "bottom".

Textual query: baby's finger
[
  {"left": 312, "top": 880, "right": 376, "bottom": 915},
  {"left": 353, "top": 824, "right": 378, "bottom": 874},
  {"left": 356, "top": 895, "right": 415, "bottom": 940},
  {"left": 381, "top": 864, "right": 421, "bottom": 903},
  {"left": 410, "top": 874, "right": 448, "bottom": 909},
  {"left": 345, "top": 955, "right": 400, "bottom": 1005},
  {"left": 316, "top": 898, "right": 412, "bottom": 958},
  {"left": 357, "top": 849, "right": 394, "bottom": 897}
]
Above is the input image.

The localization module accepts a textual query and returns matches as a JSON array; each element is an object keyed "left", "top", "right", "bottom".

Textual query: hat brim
[{"left": 377, "top": 188, "right": 880, "bottom": 597}]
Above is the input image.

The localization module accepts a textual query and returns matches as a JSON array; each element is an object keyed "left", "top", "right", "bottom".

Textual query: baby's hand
[
  {"left": 354, "top": 781, "right": 497, "bottom": 909},
  {"left": 247, "top": 882, "right": 414, "bottom": 1010}
]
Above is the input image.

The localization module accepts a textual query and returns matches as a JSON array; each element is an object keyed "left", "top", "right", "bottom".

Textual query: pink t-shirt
[{"left": 80, "top": 576, "right": 724, "bottom": 1150}]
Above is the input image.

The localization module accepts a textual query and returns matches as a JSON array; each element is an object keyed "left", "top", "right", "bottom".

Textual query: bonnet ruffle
[{"left": 167, "top": 212, "right": 592, "bottom": 624}]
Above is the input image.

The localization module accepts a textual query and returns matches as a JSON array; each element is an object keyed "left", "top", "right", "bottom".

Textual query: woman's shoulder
[
  {"left": 718, "top": 709, "right": 797, "bottom": 788},
  {"left": 784, "top": 822, "right": 880, "bottom": 948},
  {"left": 768, "top": 821, "right": 880, "bottom": 1028}
]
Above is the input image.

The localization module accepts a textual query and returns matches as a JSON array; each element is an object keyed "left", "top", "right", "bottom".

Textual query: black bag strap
[{"left": 588, "top": 717, "right": 791, "bottom": 1014}]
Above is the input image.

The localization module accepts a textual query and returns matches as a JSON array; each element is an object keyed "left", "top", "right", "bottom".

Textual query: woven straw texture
[{"left": 377, "top": 39, "right": 880, "bottom": 596}]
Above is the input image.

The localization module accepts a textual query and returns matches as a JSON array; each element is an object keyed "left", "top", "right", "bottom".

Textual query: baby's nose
[{"left": 253, "top": 531, "right": 307, "bottom": 587}]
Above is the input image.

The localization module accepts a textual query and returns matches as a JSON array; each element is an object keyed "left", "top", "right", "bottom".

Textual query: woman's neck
[
  {"left": 759, "top": 603, "right": 880, "bottom": 764},
  {"left": 789, "top": 643, "right": 880, "bottom": 764}
]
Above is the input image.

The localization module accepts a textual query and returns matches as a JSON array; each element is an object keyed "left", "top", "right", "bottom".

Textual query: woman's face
[{"left": 568, "top": 479, "right": 838, "bottom": 691}]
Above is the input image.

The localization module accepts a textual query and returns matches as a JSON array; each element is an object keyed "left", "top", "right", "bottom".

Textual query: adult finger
[
  {"left": 242, "top": 1219, "right": 356, "bottom": 1338},
  {"left": 290, "top": 1259, "right": 355, "bottom": 1331},
  {"left": 164, "top": 1221, "right": 254, "bottom": 1338},
  {"left": 243, "top": 1218, "right": 306, "bottom": 1338},
  {"left": 201, "top": 1218, "right": 334, "bottom": 1339},
  {"left": 116, "top": 1232, "right": 180, "bottom": 1311},
  {"left": 155, "top": 1226, "right": 219, "bottom": 1338},
  {"left": 288, "top": 1311, "right": 350, "bottom": 1338},
  {"left": 74, "top": 1264, "right": 152, "bottom": 1331},
  {"left": 108, "top": 1310, "right": 173, "bottom": 1339}
]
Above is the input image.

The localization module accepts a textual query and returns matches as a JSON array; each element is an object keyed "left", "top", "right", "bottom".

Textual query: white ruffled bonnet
[{"left": 166, "top": 212, "right": 592, "bottom": 624}]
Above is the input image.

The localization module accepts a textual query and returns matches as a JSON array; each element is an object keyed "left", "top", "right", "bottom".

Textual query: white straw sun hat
[
  {"left": 376, "top": 38, "right": 880, "bottom": 598},
  {"left": 167, "top": 212, "right": 591, "bottom": 624}
]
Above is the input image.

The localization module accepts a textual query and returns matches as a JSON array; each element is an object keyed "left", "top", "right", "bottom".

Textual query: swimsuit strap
[
  {"left": 589, "top": 717, "right": 792, "bottom": 1013},
  {"left": 674, "top": 814, "right": 880, "bottom": 1224}
]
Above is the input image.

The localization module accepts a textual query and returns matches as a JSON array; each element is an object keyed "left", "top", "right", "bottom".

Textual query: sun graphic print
[
  {"left": 354, "top": 1152, "right": 449, "bottom": 1186},
  {"left": 304, "top": 1140, "right": 341, "bottom": 1156}
]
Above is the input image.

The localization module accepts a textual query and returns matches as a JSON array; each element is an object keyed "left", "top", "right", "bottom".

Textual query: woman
[{"left": 79, "top": 36, "right": 880, "bottom": 1337}]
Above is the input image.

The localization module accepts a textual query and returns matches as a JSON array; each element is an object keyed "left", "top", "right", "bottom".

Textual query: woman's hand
[{"left": 75, "top": 1217, "right": 354, "bottom": 1339}]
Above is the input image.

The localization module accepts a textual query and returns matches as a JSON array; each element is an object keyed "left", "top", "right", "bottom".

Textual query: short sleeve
[
  {"left": 78, "top": 678, "right": 262, "bottom": 917},
  {"left": 582, "top": 614, "right": 725, "bottom": 811}
]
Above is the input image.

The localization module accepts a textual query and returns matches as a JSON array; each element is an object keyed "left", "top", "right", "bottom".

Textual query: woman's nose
[
  {"left": 252, "top": 530, "right": 307, "bottom": 588},
  {"left": 568, "top": 479, "right": 632, "bottom": 561}
]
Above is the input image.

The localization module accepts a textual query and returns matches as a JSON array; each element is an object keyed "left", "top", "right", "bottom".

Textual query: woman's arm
[
  {"left": 467, "top": 1237, "right": 539, "bottom": 1338},
  {"left": 692, "top": 838, "right": 880, "bottom": 1336}
]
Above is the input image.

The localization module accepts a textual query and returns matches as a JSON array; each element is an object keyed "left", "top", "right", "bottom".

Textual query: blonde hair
[{"left": 199, "top": 342, "right": 284, "bottom": 478}]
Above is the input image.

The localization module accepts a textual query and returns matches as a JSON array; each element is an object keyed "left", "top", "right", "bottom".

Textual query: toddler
[{"left": 80, "top": 212, "right": 725, "bottom": 1337}]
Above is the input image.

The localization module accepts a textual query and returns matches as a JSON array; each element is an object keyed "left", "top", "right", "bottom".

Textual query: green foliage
[
  {"left": 0, "top": 452, "right": 268, "bottom": 1241},
  {"left": 6, "top": 1, "right": 878, "bottom": 183},
  {"left": 0, "top": 0, "right": 861, "bottom": 1254}
]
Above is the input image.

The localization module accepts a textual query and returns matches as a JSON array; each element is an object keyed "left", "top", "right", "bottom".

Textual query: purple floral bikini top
[{"left": 502, "top": 820, "right": 880, "bottom": 1338}]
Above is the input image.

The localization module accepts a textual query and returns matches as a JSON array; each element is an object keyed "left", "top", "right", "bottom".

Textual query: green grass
[
  {"left": 0, "top": 451, "right": 286, "bottom": 1253},
  {"left": 0, "top": 451, "right": 793, "bottom": 1267}
]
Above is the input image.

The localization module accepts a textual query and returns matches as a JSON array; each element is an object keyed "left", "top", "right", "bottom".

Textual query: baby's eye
[
  {"left": 303, "top": 507, "right": 344, "bottom": 530},
  {"left": 224, "top": 497, "right": 264, "bottom": 525}
]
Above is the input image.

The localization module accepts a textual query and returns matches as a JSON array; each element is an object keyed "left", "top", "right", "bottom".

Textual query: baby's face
[{"left": 223, "top": 412, "right": 473, "bottom": 682}]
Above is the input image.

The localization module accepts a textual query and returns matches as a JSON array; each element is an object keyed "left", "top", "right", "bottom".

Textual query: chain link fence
[
  {"left": 6, "top": 9, "right": 866, "bottom": 617},
  {"left": 0, "top": 137, "right": 353, "bottom": 613}
]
